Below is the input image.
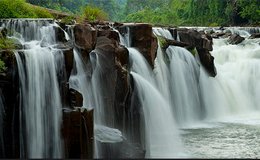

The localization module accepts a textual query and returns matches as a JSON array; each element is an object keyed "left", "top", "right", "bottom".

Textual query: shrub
[
  {"left": 82, "top": 5, "right": 108, "bottom": 22},
  {"left": 0, "top": 38, "right": 15, "bottom": 50}
]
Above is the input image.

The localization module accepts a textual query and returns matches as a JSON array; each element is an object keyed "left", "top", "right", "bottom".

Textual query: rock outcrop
[
  {"left": 176, "top": 28, "right": 217, "bottom": 77},
  {"left": 117, "top": 23, "right": 158, "bottom": 68}
]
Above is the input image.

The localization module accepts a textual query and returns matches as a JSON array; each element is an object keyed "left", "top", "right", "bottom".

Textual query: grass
[
  {"left": 0, "top": 0, "right": 53, "bottom": 18},
  {"left": 82, "top": 5, "right": 108, "bottom": 22}
]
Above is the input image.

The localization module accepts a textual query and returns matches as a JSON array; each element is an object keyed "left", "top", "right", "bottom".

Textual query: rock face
[
  {"left": 117, "top": 23, "right": 158, "bottom": 68},
  {"left": 62, "top": 108, "right": 93, "bottom": 159},
  {"left": 0, "top": 50, "right": 20, "bottom": 158},
  {"left": 228, "top": 34, "right": 245, "bottom": 44},
  {"left": 74, "top": 24, "right": 97, "bottom": 55},
  {"left": 176, "top": 28, "right": 216, "bottom": 77}
]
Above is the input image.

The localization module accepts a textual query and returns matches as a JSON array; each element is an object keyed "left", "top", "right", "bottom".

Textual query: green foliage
[
  {"left": 237, "top": 0, "right": 260, "bottom": 23},
  {"left": 82, "top": 5, "right": 108, "bottom": 22},
  {"left": 25, "top": 0, "right": 260, "bottom": 26},
  {"left": 60, "top": 15, "right": 76, "bottom": 24},
  {"left": 0, "top": 59, "right": 6, "bottom": 73},
  {"left": 0, "top": 0, "right": 53, "bottom": 18},
  {"left": 0, "top": 38, "right": 15, "bottom": 50}
]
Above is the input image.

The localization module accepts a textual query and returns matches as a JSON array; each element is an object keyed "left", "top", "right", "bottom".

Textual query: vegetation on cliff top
[
  {"left": 26, "top": 0, "right": 260, "bottom": 26},
  {"left": 0, "top": 0, "right": 53, "bottom": 18}
]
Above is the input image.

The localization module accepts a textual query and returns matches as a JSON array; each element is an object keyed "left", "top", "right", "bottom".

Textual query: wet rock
[
  {"left": 197, "top": 48, "right": 217, "bottom": 77},
  {"left": 115, "top": 45, "right": 129, "bottom": 67},
  {"left": 63, "top": 48, "right": 74, "bottom": 79},
  {"left": 69, "top": 88, "right": 83, "bottom": 107},
  {"left": 113, "top": 22, "right": 124, "bottom": 28},
  {"left": 249, "top": 33, "right": 260, "bottom": 39},
  {"left": 74, "top": 24, "right": 97, "bottom": 54},
  {"left": 98, "top": 29, "right": 120, "bottom": 42},
  {"left": 157, "top": 36, "right": 189, "bottom": 50},
  {"left": 211, "top": 32, "right": 224, "bottom": 38},
  {"left": 54, "top": 26, "right": 67, "bottom": 43},
  {"left": 168, "top": 28, "right": 178, "bottom": 40},
  {"left": 178, "top": 28, "right": 213, "bottom": 51},
  {"left": 62, "top": 108, "right": 93, "bottom": 159},
  {"left": 228, "top": 34, "right": 245, "bottom": 45},
  {"left": 0, "top": 50, "right": 20, "bottom": 158},
  {"left": 117, "top": 23, "right": 158, "bottom": 68}
]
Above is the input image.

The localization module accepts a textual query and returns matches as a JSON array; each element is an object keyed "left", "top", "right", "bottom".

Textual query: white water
[
  {"left": 204, "top": 38, "right": 260, "bottom": 120},
  {"left": 3, "top": 20, "right": 64, "bottom": 158},
  {"left": 129, "top": 48, "right": 184, "bottom": 158},
  {"left": 69, "top": 49, "right": 92, "bottom": 109}
]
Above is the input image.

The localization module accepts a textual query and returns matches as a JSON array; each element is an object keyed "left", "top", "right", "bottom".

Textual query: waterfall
[
  {"left": 129, "top": 47, "right": 184, "bottom": 158},
  {"left": 2, "top": 19, "right": 64, "bottom": 158},
  {"left": 202, "top": 37, "right": 260, "bottom": 120},
  {"left": 153, "top": 28, "right": 203, "bottom": 126},
  {"left": 0, "top": 89, "right": 5, "bottom": 157}
]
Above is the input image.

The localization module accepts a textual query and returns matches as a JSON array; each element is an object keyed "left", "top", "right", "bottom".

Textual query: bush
[
  {"left": 0, "top": 59, "right": 6, "bottom": 73},
  {"left": 0, "top": 0, "right": 53, "bottom": 18},
  {"left": 82, "top": 5, "right": 108, "bottom": 22},
  {"left": 0, "top": 38, "right": 15, "bottom": 50}
]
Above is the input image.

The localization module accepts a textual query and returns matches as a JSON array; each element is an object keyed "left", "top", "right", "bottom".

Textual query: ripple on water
[{"left": 181, "top": 122, "right": 260, "bottom": 158}]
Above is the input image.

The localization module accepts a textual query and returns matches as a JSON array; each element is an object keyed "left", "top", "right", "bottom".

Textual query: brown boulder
[
  {"left": 117, "top": 23, "right": 158, "bottom": 68},
  {"left": 74, "top": 24, "right": 97, "bottom": 54},
  {"left": 178, "top": 29, "right": 213, "bottom": 51},
  {"left": 228, "top": 34, "right": 245, "bottom": 45}
]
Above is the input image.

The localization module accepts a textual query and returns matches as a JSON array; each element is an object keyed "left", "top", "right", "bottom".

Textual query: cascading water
[
  {"left": 153, "top": 28, "right": 203, "bottom": 127},
  {"left": 2, "top": 19, "right": 64, "bottom": 158},
  {"left": 129, "top": 48, "right": 184, "bottom": 158}
]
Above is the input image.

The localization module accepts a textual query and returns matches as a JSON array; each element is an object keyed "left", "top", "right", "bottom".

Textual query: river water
[{"left": 181, "top": 34, "right": 260, "bottom": 158}]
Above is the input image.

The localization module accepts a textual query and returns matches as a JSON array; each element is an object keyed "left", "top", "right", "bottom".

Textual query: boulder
[
  {"left": 117, "top": 23, "right": 158, "bottom": 68},
  {"left": 228, "top": 34, "right": 245, "bottom": 45},
  {"left": 249, "top": 33, "right": 260, "bottom": 39},
  {"left": 178, "top": 28, "right": 213, "bottom": 51},
  {"left": 176, "top": 28, "right": 216, "bottom": 76},
  {"left": 74, "top": 24, "right": 97, "bottom": 54}
]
